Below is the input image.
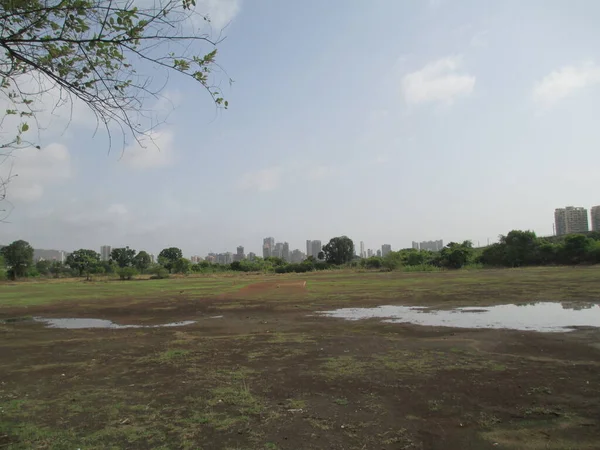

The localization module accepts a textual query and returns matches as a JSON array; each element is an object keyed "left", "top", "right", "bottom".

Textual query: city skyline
[{"left": 3, "top": 2, "right": 600, "bottom": 259}]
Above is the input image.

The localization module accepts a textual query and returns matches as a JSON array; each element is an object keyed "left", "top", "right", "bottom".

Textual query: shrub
[
  {"left": 149, "top": 266, "right": 170, "bottom": 279},
  {"left": 117, "top": 267, "right": 138, "bottom": 280}
]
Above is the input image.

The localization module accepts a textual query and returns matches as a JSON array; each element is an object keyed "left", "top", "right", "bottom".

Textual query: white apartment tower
[
  {"left": 554, "top": 206, "right": 589, "bottom": 235},
  {"left": 591, "top": 205, "right": 600, "bottom": 232},
  {"left": 100, "top": 245, "right": 111, "bottom": 261}
]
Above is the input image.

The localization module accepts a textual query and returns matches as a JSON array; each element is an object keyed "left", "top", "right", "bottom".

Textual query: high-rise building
[
  {"left": 591, "top": 206, "right": 600, "bottom": 232},
  {"left": 100, "top": 245, "right": 111, "bottom": 261},
  {"left": 263, "top": 237, "right": 275, "bottom": 258},
  {"left": 381, "top": 244, "right": 392, "bottom": 257},
  {"left": 306, "top": 240, "right": 312, "bottom": 258},
  {"left": 376, "top": 249, "right": 382, "bottom": 257},
  {"left": 555, "top": 206, "right": 589, "bottom": 235},
  {"left": 282, "top": 242, "right": 290, "bottom": 262},
  {"left": 273, "top": 242, "right": 284, "bottom": 259},
  {"left": 360, "top": 241, "right": 365, "bottom": 258},
  {"left": 411, "top": 240, "right": 443, "bottom": 251},
  {"left": 247, "top": 252, "right": 256, "bottom": 261},
  {"left": 311, "top": 240, "right": 322, "bottom": 259},
  {"left": 367, "top": 249, "right": 373, "bottom": 258},
  {"left": 234, "top": 246, "right": 245, "bottom": 262}
]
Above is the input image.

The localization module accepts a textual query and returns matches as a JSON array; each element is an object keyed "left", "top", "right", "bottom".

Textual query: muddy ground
[{"left": 1, "top": 271, "right": 600, "bottom": 449}]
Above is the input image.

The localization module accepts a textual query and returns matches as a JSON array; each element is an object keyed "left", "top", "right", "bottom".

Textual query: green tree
[
  {"left": 0, "top": 240, "right": 34, "bottom": 279},
  {"left": 440, "top": 241, "right": 473, "bottom": 269},
  {"left": 49, "top": 261, "right": 68, "bottom": 278},
  {"left": 173, "top": 257, "right": 191, "bottom": 274},
  {"left": 158, "top": 247, "right": 183, "bottom": 272},
  {"left": 35, "top": 259, "right": 52, "bottom": 276},
  {"left": 133, "top": 251, "right": 152, "bottom": 273},
  {"left": 66, "top": 249, "right": 100, "bottom": 280},
  {"left": 559, "top": 234, "right": 592, "bottom": 265},
  {"left": 501, "top": 230, "right": 539, "bottom": 267},
  {"left": 322, "top": 236, "right": 354, "bottom": 265},
  {"left": 110, "top": 246, "right": 136, "bottom": 268},
  {"left": 0, "top": 0, "right": 229, "bottom": 150}
]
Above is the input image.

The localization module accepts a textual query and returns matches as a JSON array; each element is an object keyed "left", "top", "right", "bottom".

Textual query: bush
[
  {"left": 149, "top": 266, "right": 170, "bottom": 279},
  {"left": 117, "top": 267, "right": 138, "bottom": 280}
]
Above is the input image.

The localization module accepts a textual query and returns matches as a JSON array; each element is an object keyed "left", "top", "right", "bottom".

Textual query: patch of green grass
[
  {"left": 334, "top": 397, "right": 348, "bottom": 406},
  {"left": 159, "top": 349, "right": 189, "bottom": 361},
  {"left": 285, "top": 398, "right": 306, "bottom": 409},
  {"left": 318, "top": 356, "right": 368, "bottom": 379},
  {"left": 427, "top": 399, "right": 443, "bottom": 411},
  {"left": 208, "top": 382, "right": 264, "bottom": 416}
]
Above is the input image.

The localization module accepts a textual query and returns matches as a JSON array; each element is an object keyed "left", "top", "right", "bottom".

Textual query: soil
[{"left": 1, "top": 276, "right": 600, "bottom": 449}]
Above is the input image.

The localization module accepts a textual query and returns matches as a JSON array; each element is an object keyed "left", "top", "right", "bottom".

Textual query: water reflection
[
  {"left": 33, "top": 317, "right": 195, "bottom": 329},
  {"left": 317, "top": 302, "right": 600, "bottom": 332}
]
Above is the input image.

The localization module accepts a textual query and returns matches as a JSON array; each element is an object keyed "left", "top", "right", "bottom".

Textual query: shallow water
[
  {"left": 317, "top": 302, "right": 600, "bottom": 332},
  {"left": 32, "top": 317, "right": 195, "bottom": 329}
]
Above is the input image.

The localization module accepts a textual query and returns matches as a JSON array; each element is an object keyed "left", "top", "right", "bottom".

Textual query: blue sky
[{"left": 3, "top": 0, "right": 600, "bottom": 256}]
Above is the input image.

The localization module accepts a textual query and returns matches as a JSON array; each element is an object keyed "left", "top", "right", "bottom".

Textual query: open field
[{"left": 1, "top": 267, "right": 600, "bottom": 449}]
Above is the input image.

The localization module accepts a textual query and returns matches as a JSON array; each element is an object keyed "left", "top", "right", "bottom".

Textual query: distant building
[
  {"left": 591, "top": 206, "right": 600, "bottom": 232},
  {"left": 290, "top": 249, "right": 305, "bottom": 263},
  {"left": 555, "top": 206, "right": 589, "bottom": 235},
  {"left": 215, "top": 252, "right": 233, "bottom": 265},
  {"left": 100, "top": 245, "right": 111, "bottom": 261},
  {"left": 367, "top": 249, "right": 374, "bottom": 258},
  {"left": 381, "top": 244, "right": 392, "bottom": 257},
  {"left": 149, "top": 254, "right": 155, "bottom": 263},
  {"left": 33, "top": 248, "right": 66, "bottom": 262},
  {"left": 263, "top": 237, "right": 274, "bottom": 258},
  {"left": 311, "top": 240, "right": 322, "bottom": 259},
  {"left": 282, "top": 242, "right": 290, "bottom": 262},
  {"left": 205, "top": 253, "right": 216, "bottom": 263},
  {"left": 412, "top": 240, "right": 443, "bottom": 251},
  {"left": 376, "top": 249, "right": 382, "bottom": 257},
  {"left": 360, "top": 241, "right": 365, "bottom": 258},
  {"left": 306, "top": 240, "right": 312, "bottom": 258},
  {"left": 190, "top": 255, "right": 203, "bottom": 263},
  {"left": 234, "top": 246, "right": 245, "bottom": 262},
  {"left": 247, "top": 252, "right": 257, "bottom": 261},
  {"left": 273, "top": 242, "right": 284, "bottom": 259}
]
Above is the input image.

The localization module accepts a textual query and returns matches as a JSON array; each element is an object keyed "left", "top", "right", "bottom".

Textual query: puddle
[
  {"left": 32, "top": 317, "right": 195, "bottom": 330},
  {"left": 317, "top": 302, "right": 600, "bottom": 332}
]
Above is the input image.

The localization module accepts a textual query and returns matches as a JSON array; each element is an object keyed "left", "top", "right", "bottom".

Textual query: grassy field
[{"left": 1, "top": 267, "right": 599, "bottom": 449}]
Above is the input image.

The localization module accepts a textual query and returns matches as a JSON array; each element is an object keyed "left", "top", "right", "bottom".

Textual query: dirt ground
[{"left": 1, "top": 271, "right": 600, "bottom": 449}]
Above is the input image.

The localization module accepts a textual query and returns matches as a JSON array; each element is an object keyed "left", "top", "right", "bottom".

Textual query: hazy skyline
[{"left": 2, "top": 0, "right": 600, "bottom": 256}]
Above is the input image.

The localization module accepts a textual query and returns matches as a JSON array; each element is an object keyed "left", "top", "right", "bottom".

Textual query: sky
[{"left": 2, "top": 0, "right": 600, "bottom": 256}]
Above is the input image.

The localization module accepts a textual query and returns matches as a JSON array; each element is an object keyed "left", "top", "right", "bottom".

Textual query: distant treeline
[{"left": 1, "top": 230, "right": 599, "bottom": 280}]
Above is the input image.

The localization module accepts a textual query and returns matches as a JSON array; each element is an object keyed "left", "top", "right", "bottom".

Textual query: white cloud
[
  {"left": 238, "top": 166, "right": 282, "bottom": 192},
  {"left": 401, "top": 56, "right": 475, "bottom": 106},
  {"left": 120, "top": 129, "right": 175, "bottom": 169},
  {"left": 533, "top": 62, "right": 600, "bottom": 107},
  {"left": 1, "top": 143, "right": 71, "bottom": 202}
]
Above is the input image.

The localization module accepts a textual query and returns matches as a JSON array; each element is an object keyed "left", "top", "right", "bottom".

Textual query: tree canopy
[
  {"left": 0, "top": 239, "right": 33, "bottom": 278},
  {"left": 66, "top": 248, "right": 100, "bottom": 279},
  {"left": 323, "top": 236, "right": 354, "bottom": 265},
  {"left": 0, "top": 0, "right": 229, "bottom": 146},
  {"left": 110, "top": 246, "right": 136, "bottom": 268},
  {"left": 133, "top": 250, "right": 151, "bottom": 273},
  {"left": 158, "top": 247, "right": 182, "bottom": 272},
  {"left": 0, "top": 0, "right": 230, "bottom": 209}
]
